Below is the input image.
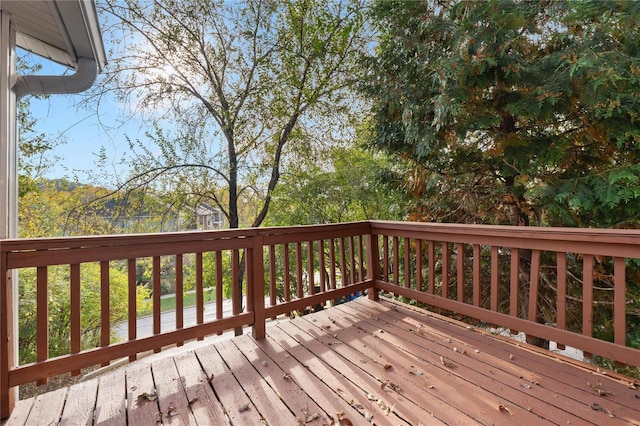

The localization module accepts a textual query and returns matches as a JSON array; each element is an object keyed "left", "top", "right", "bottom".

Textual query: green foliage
[
  {"left": 363, "top": 0, "right": 640, "bottom": 227},
  {"left": 265, "top": 144, "right": 405, "bottom": 225},
  {"left": 18, "top": 263, "right": 150, "bottom": 364}
]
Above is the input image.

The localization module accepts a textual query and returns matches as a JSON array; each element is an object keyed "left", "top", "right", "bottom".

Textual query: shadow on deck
[{"left": 4, "top": 297, "right": 639, "bottom": 425}]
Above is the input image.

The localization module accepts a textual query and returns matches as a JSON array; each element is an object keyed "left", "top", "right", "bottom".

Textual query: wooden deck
[{"left": 3, "top": 297, "right": 640, "bottom": 425}]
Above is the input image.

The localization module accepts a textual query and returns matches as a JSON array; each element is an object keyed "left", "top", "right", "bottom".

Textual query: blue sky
[{"left": 21, "top": 49, "right": 133, "bottom": 184}]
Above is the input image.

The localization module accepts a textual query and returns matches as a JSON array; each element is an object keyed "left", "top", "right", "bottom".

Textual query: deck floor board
[{"left": 3, "top": 298, "right": 640, "bottom": 425}]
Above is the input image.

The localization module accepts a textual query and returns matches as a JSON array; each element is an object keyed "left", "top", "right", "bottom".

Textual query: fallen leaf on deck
[
  {"left": 166, "top": 403, "right": 178, "bottom": 417},
  {"left": 364, "top": 412, "right": 374, "bottom": 421},
  {"left": 376, "top": 399, "right": 387, "bottom": 410},
  {"left": 588, "top": 381, "right": 613, "bottom": 396},
  {"left": 261, "top": 360, "right": 268, "bottom": 366},
  {"left": 283, "top": 373, "right": 292, "bottom": 381},
  {"left": 498, "top": 404, "right": 513, "bottom": 415},
  {"left": 509, "top": 354, "right": 515, "bottom": 360},
  {"left": 443, "top": 338, "right": 452, "bottom": 343},
  {"left": 136, "top": 391, "right": 158, "bottom": 404},
  {"left": 239, "top": 403, "right": 250, "bottom": 412},
  {"left": 305, "top": 413, "right": 320, "bottom": 422},
  {"left": 380, "top": 380, "right": 400, "bottom": 392},
  {"left": 590, "top": 402, "right": 615, "bottom": 418},
  {"left": 366, "top": 393, "right": 377, "bottom": 400},
  {"left": 440, "top": 356, "right": 454, "bottom": 368},
  {"left": 383, "top": 363, "right": 392, "bottom": 370},
  {"left": 329, "top": 411, "right": 354, "bottom": 426},
  {"left": 188, "top": 397, "right": 199, "bottom": 405}
]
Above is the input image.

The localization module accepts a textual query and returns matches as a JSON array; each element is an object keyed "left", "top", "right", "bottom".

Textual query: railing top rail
[
  {"left": 370, "top": 220, "right": 640, "bottom": 240},
  {"left": 370, "top": 221, "right": 640, "bottom": 257},
  {"left": 0, "top": 221, "right": 372, "bottom": 253}
]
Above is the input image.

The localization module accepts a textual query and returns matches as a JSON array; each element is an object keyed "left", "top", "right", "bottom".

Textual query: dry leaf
[
  {"left": 166, "top": 403, "right": 178, "bottom": 417},
  {"left": 383, "top": 363, "right": 392, "bottom": 370},
  {"left": 440, "top": 356, "right": 454, "bottom": 368},
  {"left": 628, "top": 382, "right": 637, "bottom": 390},
  {"left": 498, "top": 404, "right": 513, "bottom": 415},
  {"left": 366, "top": 393, "right": 377, "bottom": 401},
  {"left": 329, "top": 411, "right": 354, "bottom": 426},
  {"left": 588, "top": 381, "right": 613, "bottom": 397},
  {"left": 188, "top": 397, "right": 199, "bottom": 405},
  {"left": 136, "top": 391, "right": 158, "bottom": 404},
  {"left": 590, "top": 402, "right": 615, "bottom": 418},
  {"left": 283, "top": 373, "right": 292, "bottom": 382},
  {"left": 305, "top": 413, "right": 320, "bottom": 422},
  {"left": 380, "top": 380, "right": 400, "bottom": 392},
  {"left": 261, "top": 360, "right": 268, "bottom": 367},
  {"left": 509, "top": 354, "right": 515, "bottom": 360},
  {"left": 376, "top": 399, "right": 387, "bottom": 410},
  {"left": 155, "top": 411, "right": 162, "bottom": 423},
  {"left": 239, "top": 403, "right": 250, "bottom": 412},
  {"left": 364, "top": 412, "right": 374, "bottom": 421}
]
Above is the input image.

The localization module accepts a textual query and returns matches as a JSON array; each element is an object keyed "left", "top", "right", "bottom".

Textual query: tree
[
  {"left": 265, "top": 144, "right": 405, "bottom": 226},
  {"left": 363, "top": 0, "right": 640, "bottom": 228},
  {"left": 92, "top": 0, "right": 370, "bottom": 230},
  {"left": 362, "top": 0, "right": 640, "bottom": 354}
]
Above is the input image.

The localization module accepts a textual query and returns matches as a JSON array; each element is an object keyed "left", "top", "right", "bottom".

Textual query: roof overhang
[{"left": 1, "top": 0, "right": 106, "bottom": 72}]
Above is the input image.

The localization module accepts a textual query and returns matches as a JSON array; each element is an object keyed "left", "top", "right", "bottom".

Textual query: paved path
[{"left": 114, "top": 297, "right": 250, "bottom": 340}]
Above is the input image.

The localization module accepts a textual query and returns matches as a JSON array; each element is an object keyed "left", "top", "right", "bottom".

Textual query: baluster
[
  {"left": 472, "top": 244, "right": 481, "bottom": 307},
  {"left": 175, "top": 254, "right": 184, "bottom": 347},
  {"left": 556, "top": 252, "right": 567, "bottom": 350},
  {"left": 127, "top": 259, "right": 137, "bottom": 362},
  {"left": 70, "top": 263, "right": 81, "bottom": 375}
]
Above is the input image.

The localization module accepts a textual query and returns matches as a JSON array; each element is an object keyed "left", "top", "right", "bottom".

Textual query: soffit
[{"left": 1, "top": 0, "right": 106, "bottom": 71}]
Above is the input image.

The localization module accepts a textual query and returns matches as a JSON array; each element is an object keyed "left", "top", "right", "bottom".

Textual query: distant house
[
  {"left": 97, "top": 199, "right": 224, "bottom": 233},
  {"left": 195, "top": 203, "right": 224, "bottom": 230}
]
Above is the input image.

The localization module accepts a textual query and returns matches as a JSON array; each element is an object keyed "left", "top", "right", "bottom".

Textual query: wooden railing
[
  {"left": 368, "top": 221, "right": 640, "bottom": 368},
  {"left": 2, "top": 220, "right": 640, "bottom": 418},
  {"left": 0, "top": 222, "right": 372, "bottom": 418}
]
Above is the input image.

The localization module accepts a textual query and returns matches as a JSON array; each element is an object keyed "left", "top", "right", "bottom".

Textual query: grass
[{"left": 152, "top": 288, "right": 217, "bottom": 313}]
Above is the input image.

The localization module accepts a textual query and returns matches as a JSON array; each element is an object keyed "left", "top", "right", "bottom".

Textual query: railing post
[
  {"left": 366, "top": 232, "right": 380, "bottom": 301},
  {"left": 251, "top": 234, "right": 266, "bottom": 339},
  {"left": 0, "top": 251, "right": 16, "bottom": 419}
]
